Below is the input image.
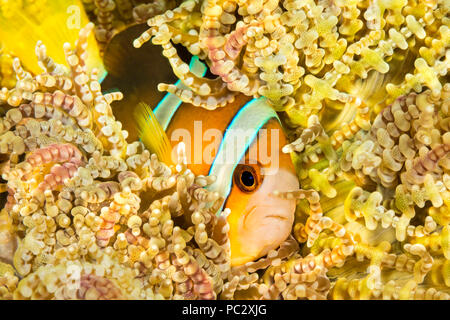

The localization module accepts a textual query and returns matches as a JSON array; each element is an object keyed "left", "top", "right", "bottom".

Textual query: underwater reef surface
[{"left": 0, "top": 0, "right": 449, "bottom": 300}]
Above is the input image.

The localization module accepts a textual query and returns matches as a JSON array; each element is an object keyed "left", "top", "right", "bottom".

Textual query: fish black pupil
[{"left": 241, "top": 171, "right": 255, "bottom": 187}]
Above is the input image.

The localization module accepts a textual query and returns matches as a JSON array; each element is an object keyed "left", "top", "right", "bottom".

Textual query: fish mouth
[
  {"left": 242, "top": 206, "right": 288, "bottom": 229},
  {"left": 265, "top": 214, "right": 288, "bottom": 221}
]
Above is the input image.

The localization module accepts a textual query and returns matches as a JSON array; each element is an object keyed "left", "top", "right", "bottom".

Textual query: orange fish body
[
  {"left": 165, "top": 93, "right": 251, "bottom": 175},
  {"left": 148, "top": 60, "right": 299, "bottom": 266}
]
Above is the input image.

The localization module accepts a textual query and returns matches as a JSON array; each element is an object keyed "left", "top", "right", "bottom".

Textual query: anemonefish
[
  {"left": 135, "top": 57, "right": 299, "bottom": 266},
  {"left": 0, "top": 1, "right": 300, "bottom": 267}
]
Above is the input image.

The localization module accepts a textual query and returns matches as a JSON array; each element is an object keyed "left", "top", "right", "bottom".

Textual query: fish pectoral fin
[
  {"left": 134, "top": 102, "right": 173, "bottom": 164},
  {"left": 131, "top": 56, "right": 207, "bottom": 164}
]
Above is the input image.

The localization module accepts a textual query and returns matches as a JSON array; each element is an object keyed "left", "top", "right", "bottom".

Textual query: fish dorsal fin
[
  {"left": 153, "top": 56, "right": 207, "bottom": 130},
  {"left": 0, "top": 0, "right": 105, "bottom": 78},
  {"left": 134, "top": 102, "right": 173, "bottom": 164}
]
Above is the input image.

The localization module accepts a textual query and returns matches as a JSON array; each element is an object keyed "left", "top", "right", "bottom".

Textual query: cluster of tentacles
[
  {"left": 0, "top": 0, "right": 449, "bottom": 300},
  {"left": 283, "top": 87, "right": 450, "bottom": 300},
  {"left": 0, "top": 23, "right": 337, "bottom": 300},
  {"left": 82, "top": 0, "right": 182, "bottom": 53},
  {"left": 0, "top": 23, "right": 229, "bottom": 300},
  {"left": 127, "top": 0, "right": 450, "bottom": 300},
  {"left": 132, "top": 0, "right": 448, "bottom": 122}
]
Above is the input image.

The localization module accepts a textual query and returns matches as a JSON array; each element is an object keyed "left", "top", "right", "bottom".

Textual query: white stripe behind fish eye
[
  {"left": 206, "top": 97, "right": 279, "bottom": 215},
  {"left": 153, "top": 56, "right": 207, "bottom": 130}
]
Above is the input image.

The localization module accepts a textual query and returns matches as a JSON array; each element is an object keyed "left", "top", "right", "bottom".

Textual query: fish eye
[{"left": 234, "top": 164, "right": 261, "bottom": 193}]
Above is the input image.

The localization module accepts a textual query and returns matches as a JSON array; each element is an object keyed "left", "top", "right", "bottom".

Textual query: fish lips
[{"left": 236, "top": 202, "right": 296, "bottom": 261}]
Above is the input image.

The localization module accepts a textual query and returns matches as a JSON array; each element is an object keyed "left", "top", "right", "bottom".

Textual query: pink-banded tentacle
[
  {"left": 306, "top": 216, "right": 354, "bottom": 249},
  {"left": 224, "top": 23, "right": 260, "bottom": 60},
  {"left": 96, "top": 190, "right": 140, "bottom": 247},
  {"left": 201, "top": 6, "right": 256, "bottom": 93},
  {"left": 194, "top": 269, "right": 215, "bottom": 300},
  {"left": 118, "top": 171, "right": 139, "bottom": 182},
  {"left": 98, "top": 181, "right": 121, "bottom": 199},
  {"left": 123, "top": 228, "right": 149, "bottom": 249},
  {"left": 403, "top": 143, "right": 450, "bottom": 185},
  {"left": 21, "top": 144, "right": 84, "bottom": 193},
  {"left": 207, "top": 46, "right": 248, "bottom": 91},
  {"left": 274, "top": 188, "right": 355, "bottom": 270},
  {"left": 5, "top": 188, "right": 16, "bottom": 211},
  {"left": 183, "top": 257, "right": 216, "bottom": 300},
  {"left": 26, "top": 143, "right": 83, "bottom": 167},
  {"left": 124, "top": 228, "right": 138, "bottom": 245},
  {"left": 32, "top": 91, "right": 91, "bottom": 128},
  {"left": 117, "top": 171, "right": 143, "bottom": 191},
  {"left": 37, "top": 161, "right": 81, "bottom": 192},
  {"left": 292, "top": 240, "right": 355, "bottom": 277},
  {"left": 96, "top": 207, "right": 120, "bottom": 247},
  {"left": 77, "top": 274, "right": 123, "bottom": 300}
]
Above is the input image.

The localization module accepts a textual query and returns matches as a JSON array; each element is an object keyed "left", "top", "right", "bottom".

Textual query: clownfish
[
  {"left": 0, "top": 1, "right": 300, "bottom": 266},
  {"left": 135, "top": 57, "right": 299, "bottom": 266}
]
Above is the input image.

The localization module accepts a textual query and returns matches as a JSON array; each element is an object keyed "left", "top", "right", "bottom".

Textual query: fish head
[{"left": 224, "top": 119, "right": 299, "bottom": 266}]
